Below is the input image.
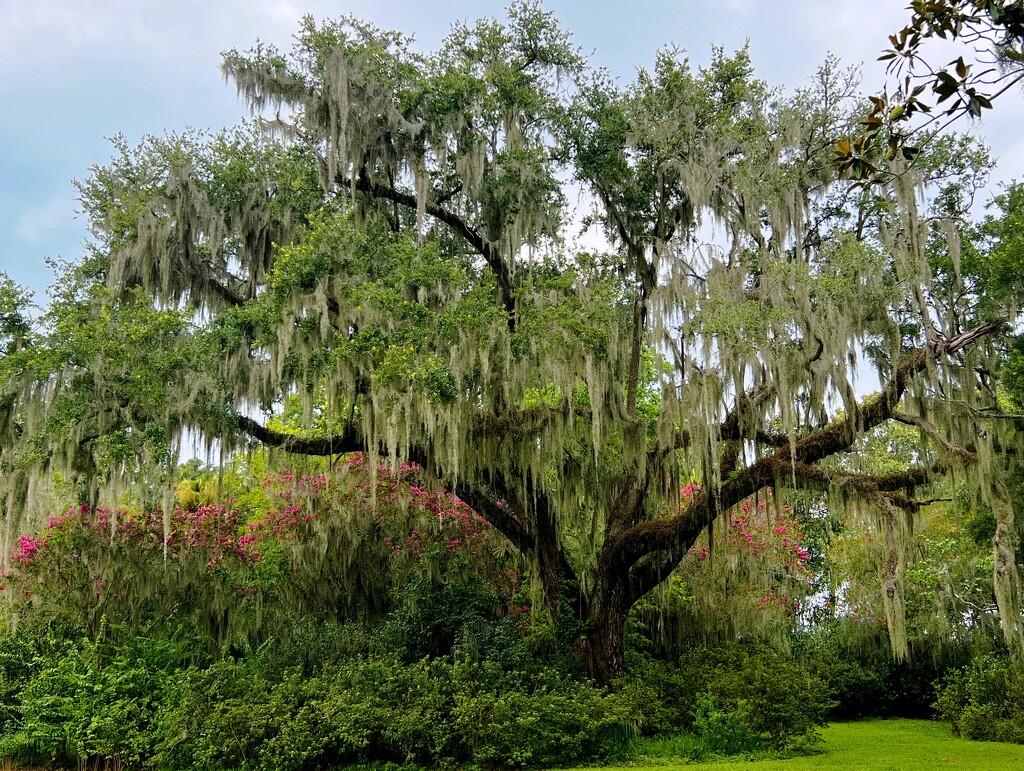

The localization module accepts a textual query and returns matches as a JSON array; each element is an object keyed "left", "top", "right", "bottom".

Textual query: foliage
[
  {"left": 824, "top": 494, "right": 999, "bottom": 650},
  {"left": 0, "top": 616, "right": 842, "bottom": 770},
  {"left": 0, "top": 628, "right": 182, "bottom": 769},
  {"left": 688, "top": 691, "right": 762, "bottom": 758},
  {"left": 0, "top": 629, "right": 639, "bottom": 770},
  {"left": 794, "top": 620, "right": 984, "bottom": 719},
  {"left": 619, "top": 642, "right": 832, "bottom": 751},
  {"left": 934, "top": 654, "right": 1024, "bottom": 742}
]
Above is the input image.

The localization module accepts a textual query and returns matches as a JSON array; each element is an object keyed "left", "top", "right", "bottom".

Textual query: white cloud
[{"left": 0, "top": 1, "right": 337, "bottom": 80}]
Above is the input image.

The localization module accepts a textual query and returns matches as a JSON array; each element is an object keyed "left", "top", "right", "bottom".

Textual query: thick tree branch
[
  {"left": 235, "top": 415, "right": 362, "bottom": 456},
  {"left": 882, "top": 492, "right": 953, "bottom": 513},
  {"left": 893, "top": 411, "right": 978, "bottom": 462},
  {"left": 781, "top": 461, "right": 934, "bottom": 495},
  {"left": 453, "top": 478, "right": 534, "bottom": 557},
  {"left": 780, "top": 320, "right": 1003, "bottom": 468},
  {"left": 472, "top": 403, "right": 591, "bottom": 436},
  {"left": 618, "top": 320, "right": 1003, "bottom": 602},
  {"left": 336, "top": 172, "right": 517, "bottom": 324},
  {"left": 208, "top": 277, "right": 248, "bottom": 308}
]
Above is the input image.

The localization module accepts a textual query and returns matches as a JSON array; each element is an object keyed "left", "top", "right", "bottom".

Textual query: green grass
[{"left": 611, "top": 719, "right": 1024, "bottom": 770}]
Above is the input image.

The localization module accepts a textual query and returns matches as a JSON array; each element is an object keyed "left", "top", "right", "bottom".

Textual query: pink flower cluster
[
  {"left": 6, "top": 453, "right": 505, "bottom": 600},
  {"left": 327, "top": 453, "right": 492, "bottom": 561},
  {"left": 682, "top": 488, "right": 814, "bottom": 616},
  {"left": 11, "top": 534, "right": 44, "bottom": 566},
  {"left": 728, "top": 515, "right": 812, "bottom": 567}
]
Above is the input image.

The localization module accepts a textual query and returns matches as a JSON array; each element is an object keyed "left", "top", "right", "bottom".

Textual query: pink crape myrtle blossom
[{"left": 3, "top": 453, "right": 507, "bottom": 602}]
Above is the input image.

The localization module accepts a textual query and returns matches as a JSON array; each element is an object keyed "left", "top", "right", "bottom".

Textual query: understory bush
[
  {"left": 620, "top": 641, "right": 832, "bottom": 752},
  {"left": 0, "top": 628, "right": 637, "bottom": 770},
  {"left": 0, "top": 622, "right": 842, "bottom": 770},
  {"left": 687, "top": 691, "right": 761, "bottom": 758},
  {"left": 934, "top": 655, "right": 1024, "bottom": 743},
  {"left": 0, "top": 627, "right": 180, "bottom": 768},
  {"left": 794, "top": 622, "right": 965, "bottom": 719}
]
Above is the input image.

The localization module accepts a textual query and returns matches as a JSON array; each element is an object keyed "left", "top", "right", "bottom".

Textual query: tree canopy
[{"left": 2, "top": 2, "right": 1023, "bottom": 680}]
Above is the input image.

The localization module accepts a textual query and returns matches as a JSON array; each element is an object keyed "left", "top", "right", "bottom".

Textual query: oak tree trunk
[{"left": 578, "top": 577, "right": 631, "bottom": 683}]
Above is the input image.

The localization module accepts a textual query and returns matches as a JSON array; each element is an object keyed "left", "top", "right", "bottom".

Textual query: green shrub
[
  {"left": 454, "top": 674, "right": 637, "bottom": 767},
  {"left": 695, "top": 644, "right": 832, "bottom": 748},
  {"left": 934, "top": 655, "right": 1024, "bottom": 743},
  {"left": 0, "top": 625, "right": 830, "bottom": 768},
  {"left": 149, "top": 652, "right": 636, "bottom": 770},
  {"left": 689, "top": 691, "right": 760, "bottom": 757},
  {"left": 0, "top": 633, "right": 175, "bottom": 769},
  {"left": 0, "top": 625, "right": 65, "bottom": 737},
  {"left": 795, "top": 622, "right": 964, "bottom": 719},
  {"left": 622, "top": 642, "right": 832, "bottom": 751},
  {"left": 794, "top": 628, "right": 891, "bottom": 718}
]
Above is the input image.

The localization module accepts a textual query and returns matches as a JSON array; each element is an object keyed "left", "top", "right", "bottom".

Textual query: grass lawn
[{"left": 615, "top": 719, "right": 1024, "bottom": 770}]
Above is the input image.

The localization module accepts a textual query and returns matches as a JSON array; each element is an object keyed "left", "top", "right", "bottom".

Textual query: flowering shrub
[
  {"left": 333, "top": 453, "right": 495, "bottom": 566},
  {"left": 665, "top": 487, "right": 814, "bottom": 640},
  {"left": 1, "top": 454, "right": 511, "bottom": 644}
]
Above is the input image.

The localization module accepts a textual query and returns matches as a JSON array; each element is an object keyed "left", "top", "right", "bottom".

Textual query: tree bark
[
  {"left": 579, "top": 576, "right": 631, "bottom": 683},
  {"left": 992, "top": 490, "right": 1024, "bottom": 659}
]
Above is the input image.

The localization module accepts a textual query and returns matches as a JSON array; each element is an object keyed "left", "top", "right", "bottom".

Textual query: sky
[{"left": 4, "top": 0, "right": 1024, "bottom": 299}]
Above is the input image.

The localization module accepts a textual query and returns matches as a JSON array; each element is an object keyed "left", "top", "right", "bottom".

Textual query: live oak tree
[{"left": 2, "top": 3, "right": 1022, "bottom": 680}]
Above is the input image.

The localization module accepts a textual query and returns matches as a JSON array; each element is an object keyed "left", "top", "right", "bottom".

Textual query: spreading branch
[
  {"left": 336, "top": 172, "right": 517, "bottom": 324},
  {"left": 616, "top": 319, "right": 1003, "bottom": 603},
  {"left": 893, "top": 411, "right": 978, "bottom": 462},
  {"left": 235, "top": 415, "right": 362, "bottom": 456}
]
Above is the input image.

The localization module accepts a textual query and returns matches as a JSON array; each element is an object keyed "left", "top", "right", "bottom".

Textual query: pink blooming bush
[
  {"left": 1, "top": 453, "right": 508, "bottom": 638},
  {"left": 671, "top": 486, "right": 815, "bottom": 637},
  {"left": 6, "top": 502, "right": 264, "bottom": 574}
]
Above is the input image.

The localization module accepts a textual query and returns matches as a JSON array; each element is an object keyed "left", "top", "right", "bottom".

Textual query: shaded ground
[{"left": 5, "top": 718, "right": 1022, "bottom": 770}]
